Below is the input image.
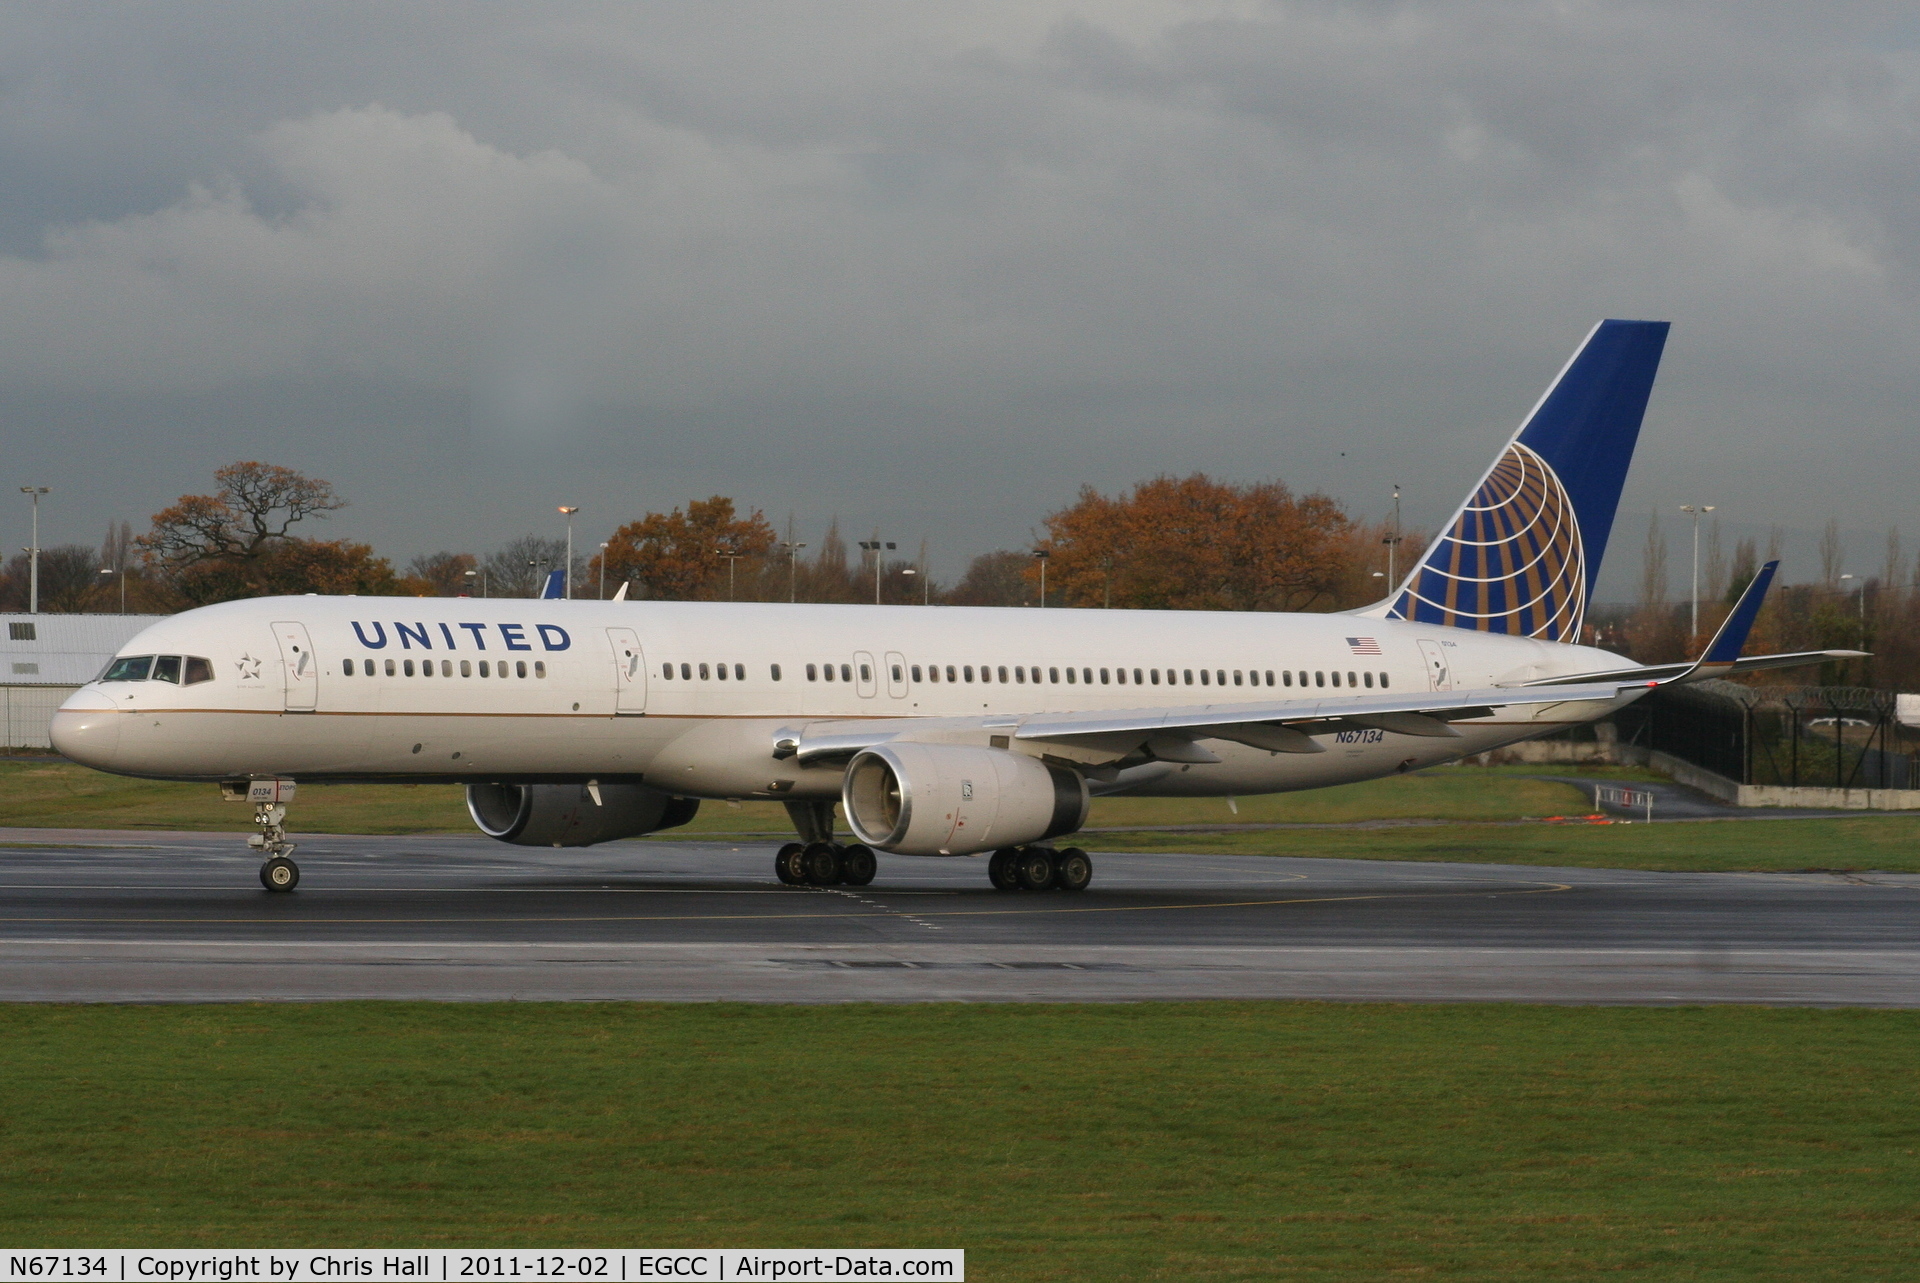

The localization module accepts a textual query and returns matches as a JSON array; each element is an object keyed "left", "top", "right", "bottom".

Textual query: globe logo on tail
[{"left": 1389, "top": 441, "right": 1586, "bottom": 640}]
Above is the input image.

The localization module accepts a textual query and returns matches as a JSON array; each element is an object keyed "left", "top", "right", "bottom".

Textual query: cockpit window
[
  {"left": 183, "top": 656, "right": 214, "bottom": 685},
  {"left": 102, "top": 655, "right": 153, "bottom": 682},
  {"left": 151, "top": 656, "right": 182, "bottom": 684}
]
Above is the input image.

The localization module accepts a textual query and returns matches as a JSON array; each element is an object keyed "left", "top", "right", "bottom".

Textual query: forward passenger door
[
  {"left": 272, "top": 621, "right": 318, "bottom": 712},
  {"left": 607, "top": 627, "right": 648, "bottom": 714}
]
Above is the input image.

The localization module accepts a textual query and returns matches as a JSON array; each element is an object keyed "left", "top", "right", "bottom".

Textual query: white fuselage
[{"left": 51, "top": 595, "right": 1636, "bottom": 802}]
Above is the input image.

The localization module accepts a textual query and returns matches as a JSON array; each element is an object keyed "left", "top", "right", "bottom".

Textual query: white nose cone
[{"left": 50, "top": 688, "right": 120, "bottom": 769}]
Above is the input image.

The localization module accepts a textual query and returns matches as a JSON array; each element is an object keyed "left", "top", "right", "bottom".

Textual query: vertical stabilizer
[{"left": 1384, "top": 319, "right": 1669, "bottom": 640}]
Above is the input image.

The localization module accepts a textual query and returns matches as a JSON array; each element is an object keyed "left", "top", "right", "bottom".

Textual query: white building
[{"left": 2, "top": 614, "right": 168, "bottom": 748}]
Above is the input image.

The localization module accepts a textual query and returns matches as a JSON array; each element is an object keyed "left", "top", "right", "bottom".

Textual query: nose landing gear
[{"left": 224, "top": 778, "right": 300, "bottom": 893}]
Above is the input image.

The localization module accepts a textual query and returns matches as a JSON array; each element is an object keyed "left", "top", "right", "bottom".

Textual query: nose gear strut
[{"left": 224, "top": 778, "right": 300, "bottom": 892}]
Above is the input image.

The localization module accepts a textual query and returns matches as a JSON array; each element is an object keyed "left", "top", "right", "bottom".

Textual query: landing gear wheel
[
  {"left": 774, "top": 842, "right": 805, "bottom": 885},
  {"left": 259, "top": 856, "right": 299, "bottom": 892},
  {"left": 802, "top": 841, "right": 843, "bottom": 886},
  {"left": 840, "top": 844, "right": 878, "bottom": 886},
  {"left": 1052, "top": 847, "right": 1093, "bottom": 892},
  {"left": 1015, "top": 846, "right": 1057, "bottom": 891},
  {"left": 988, "top": 848, "right": 1022, "bottom": 891}
]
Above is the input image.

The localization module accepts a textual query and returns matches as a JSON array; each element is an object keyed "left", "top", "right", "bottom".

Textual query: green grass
[
  {"left": 1, "top": 1003, "right": 1916, "bottom": 1278},
  {"left": 0, "top": 760, "right": 1606, "bottom": 835}
]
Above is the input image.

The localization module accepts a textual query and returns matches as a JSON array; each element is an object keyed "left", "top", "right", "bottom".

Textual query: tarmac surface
[{"left": 0, "top": 825, "right": 1915, "bottom": 1005}]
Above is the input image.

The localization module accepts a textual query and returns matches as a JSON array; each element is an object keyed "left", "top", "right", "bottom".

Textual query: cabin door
[
  {"left": 607, "top": 627, "right": 648, "bottom": 714},
  {"left": 272, "top": 621, "right": 319, "bottom": 712},
  {"left": 1417, "top": 639, "right": 1452, "bottom": 691}
]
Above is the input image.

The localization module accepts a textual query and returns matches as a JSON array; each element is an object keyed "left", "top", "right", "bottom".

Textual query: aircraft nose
[{"left": 49, "top": 689, "right": 121, "bottom": 768}]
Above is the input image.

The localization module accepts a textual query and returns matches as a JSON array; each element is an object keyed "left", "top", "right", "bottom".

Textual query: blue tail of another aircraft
[{"left": 1383, "top": 319, "right": 1670, "bottom": 641}]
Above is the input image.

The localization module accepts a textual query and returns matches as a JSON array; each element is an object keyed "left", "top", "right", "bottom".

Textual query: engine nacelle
[
  {"left": 842, "top": 742, "right": 1088, "bottom": 857},
  {"left": 466, "top": 783, "right": 699, "bottom": 847}
]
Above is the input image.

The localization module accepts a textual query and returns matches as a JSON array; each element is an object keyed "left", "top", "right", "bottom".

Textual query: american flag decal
[{"left": 1346, "top": 636, "right": 1382, "bottom": 655}]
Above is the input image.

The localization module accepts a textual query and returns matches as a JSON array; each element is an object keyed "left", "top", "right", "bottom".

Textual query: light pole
[
  {"left": 527, "top": 558, "right": 547, "bottom": 598},
  {"left": 780, "top": 541, "right": 807, "bottom": 603},
  {"left": 20, "top": 487, "right": 48, "bottom": 615},
  {"left": 1032, "top": 549, "right": 1050, "bottom": 608},
  {"left": 715, "top": 545, "right": 743, "bottom": 600},
  {"left": 464, "top": 568, "right": 487, "bottom": 598},
  {"left": 1679, "top": 503, "right": 1715, "bottom": 638},
  {"left": 1381, "top": 484, "right": 1404, "bottom": 587},
  {"left": 1840, "top": 573, "right": 1865, "bottom": 648},
  {"left": 598, "top": 543, "right": 609, "bottom": 599},
  {"left": 902, "top": 566, "right": 931, "bottom": 606},
  {"left": 557, "top": 507, "right": 580, "bottom": 599},
  {"left": 99, "top": 566, "right": 126, "bottom": 614},
  {"left": 858, "top": 539, "right": 895, "bottom": 605}
]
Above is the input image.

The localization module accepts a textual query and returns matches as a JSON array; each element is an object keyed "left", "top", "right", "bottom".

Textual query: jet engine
[
  {"left": 466, "top": 783, "right": 699, "bottom": 847},
  {"left": 842, "top": 742, "right": 1088, "bottom": 857}
]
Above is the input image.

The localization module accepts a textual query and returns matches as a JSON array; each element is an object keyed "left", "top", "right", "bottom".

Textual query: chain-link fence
[{"left": 1610, "top": 681, "right": 1915, "bottom": 790}]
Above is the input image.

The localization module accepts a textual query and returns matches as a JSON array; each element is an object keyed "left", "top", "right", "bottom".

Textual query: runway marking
[{"left": 0, "top": 881, "right": 1575, "bottom": 925}]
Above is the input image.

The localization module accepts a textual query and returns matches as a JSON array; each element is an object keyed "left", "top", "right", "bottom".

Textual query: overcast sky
[{"left": 2, "top": 2, "right": 1916, "bottom": 599}]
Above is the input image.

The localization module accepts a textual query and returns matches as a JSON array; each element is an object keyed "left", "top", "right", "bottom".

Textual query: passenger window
[
  {"left": 517, "top": 660, "right": 528, "bottom": 678},
  {"left": 102, "top": 655, "right": 153, "bottom": 682},
  {"left": 151, "top": 656, "right": 181, "bottom": 683},
  {"left": 823, "top": 664, "right": 834, "bottom": 682},
  {"left": 910, "top": 665, "right": 921, "bottom": 682},
  {"left": 1150, "top": 669, "right": 1160, "bottom": 685},
  {"left": 1052, "top": 667, "right": 1062, "bottom": 684},
  {"left": 480, "top": 661, "right": 491, "bottom": 677},
  {"left": 1083, "top": 668, "right": 1093, "bottom": 684},
  {"left": 771, "top": 664, "right": 782, "bottom": 681},
  {"left": 1380, "top": 672, "right": 1389, "bottom": 688},
  {"left": 461, "top": 660, "right": 472, "bottom": 677},
  {"left": 893, "top": 665, "right": 904, "bottom": 682},
  {"left": 964, "top": 666, "right": 974, "bottom": 682},
  {"left": 1132, "top": 669, "right": 1142, "bottom": 684},
  {"left": 342, "top": 659, "right": 355, "bottom": 677},
  {"left": 1266, "top": 670, "right": 1275, "bottom": 686},
  {"left": 535, "top": 661, "right": 546, "bottom": 678},
  {"left": 1200, "top": 669, "right": 1210, "bottom": 686},
  {"left": 1348, "top": 671, "right": 1357, "bottom": 687},
  {"left": 1100, "top": 669, "right": 1110, "bottom": 684},
  {"left": 997, "top": 666, "right": 1008, "bottom": 683},
  {"left": 1014, "top": 667, "right": 1025, "bottom": 684},
  {"left": 1315, "top": 671, "right": 1324, "bottom": 687},
  {"left": 1183, "top": 669, "right": 1193, "bottom": 685},
  {"left": 1299, "top": 671, "right": 1308, "bottom": 686},
  {"left": 735, "top": 663, "right": 745, "bottom": 681},
  {"left": 842, "top": 664, "right": 853, "bottom": 682},
  {"left": 442, "top": 660, "right": 453, "bottom": 677},
  {"left": 1331, "top": 672, "right": 1340, "bottom": 687},
  {"left": 859, "top": 664, "right": 870, "bottom": 682},
  {"left": 946, "top": 665, "right": 957, "bottom": 683},
  {"left": 1363, "top": 671, "right": 1373, "bottom": 687},
  {"left": 1062, "top": 668, "right": 1072, "bottom": 684},
  {"left": 404, "top": 659, "right": 416, "bottom": 677},
  {"left": 715, "top": 663, "right": 726, "bottom": 681},
  {"left": 1233, "top": 670, "right": 1243, "bottom": 686},
  {"left": 681, "top": 663, "right": 692, "bottom": 680},
  {"left": 385, "top": 658, "right": 397, "bottom": 677},
  {"left": 1283, "top": 671, "right": 1293, "bottom": 686},
  {"left": 806, "top": 664, "right": 817, "bottom": 681},
  {"left": 183, "top": 656, "right": 214, "bottom": 685},
  {"left": 699, "top": 663, "right": 711, "bottom": 680},
  {"left": 663, "top": 663, "right": 674, "bottom": 679}
]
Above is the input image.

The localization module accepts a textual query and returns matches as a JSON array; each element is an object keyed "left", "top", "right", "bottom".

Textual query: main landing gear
[
  {"left": 988, "top": 845, "right": 1092, "bottom": 893},
  {"left": 774, "top": 841, "right": 878, "bottom": 887},
  {"left": 775, "top": 798, "right": 877, "bottom": 887}
]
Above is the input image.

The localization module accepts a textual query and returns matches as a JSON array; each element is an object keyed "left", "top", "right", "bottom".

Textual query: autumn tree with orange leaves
[
  {"left": 593, "top": 496, "right": 778, "bottom": 601},
  {"left": 1034, "top": 474, "right": 1375, "bottom": 612}
]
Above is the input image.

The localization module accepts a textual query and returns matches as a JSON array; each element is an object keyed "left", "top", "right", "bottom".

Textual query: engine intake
[
  {"left": 466, "top": 783, "right": 699, "bottom": 847},
  {"left": 843, "top": 742, "right": 1088, "bottom": 857}
]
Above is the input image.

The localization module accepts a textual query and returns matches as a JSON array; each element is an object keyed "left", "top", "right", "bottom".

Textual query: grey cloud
[{"left": 0, "top": 3, "right": 1915, "bottom": 595}]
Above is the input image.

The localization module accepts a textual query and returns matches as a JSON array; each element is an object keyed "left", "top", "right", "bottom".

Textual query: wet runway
[{"left": 0, "top": 827, "right": 1914, "bottom": 1005}]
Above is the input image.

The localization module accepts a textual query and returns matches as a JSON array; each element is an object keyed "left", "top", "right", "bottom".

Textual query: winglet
[
  {"left": 1696, "top": 560, "right": 1778, "bottom": 668},
  {"left": 611, "top": 580, "right": 630, "bottom": 602},
  {"left": 540, "top": 569, "right": 566, "bottom": 600}
]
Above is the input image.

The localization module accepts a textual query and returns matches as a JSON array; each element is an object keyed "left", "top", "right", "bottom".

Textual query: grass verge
[{"left": 2, "top": 1003, "right": 1916, "bottom": 1279}]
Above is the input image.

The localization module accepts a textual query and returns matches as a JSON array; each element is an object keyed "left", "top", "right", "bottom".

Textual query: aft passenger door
[
  {"left": 854, "top": 650, "right": 878, "bottom": 699},
  {"left": 272, "top": 621, "right": 318, "bottom": 712},
  {"left": 1417, "top": 639, "right": 1452, "bottom": 691},
  {"left": 607, "top": 627, "right": 647, "bottom": 714},
  {"left": 884, "top": 650, "right": 908, "bottom": 700}
]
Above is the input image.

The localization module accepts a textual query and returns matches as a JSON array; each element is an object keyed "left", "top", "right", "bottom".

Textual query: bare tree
[
  {"left": 483, "top": 536, "right": 573, "bottom": 598},
  {"left": 1639, "top": 510, "right": 1669, "bottom": 606},
  {"left": 1818, "top": 517, "right": 1844, "bottom": 587},
  {"left": 1702, "top": 517, "right": 1727, "bottom": 604},
  {"left": 137, "top": 462, "right": 346, "bottom": 575}
]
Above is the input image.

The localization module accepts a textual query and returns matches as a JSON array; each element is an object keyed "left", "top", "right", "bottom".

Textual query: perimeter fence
[{"left": 1610, "top": 680, "right": 1916, "bottom": 791}]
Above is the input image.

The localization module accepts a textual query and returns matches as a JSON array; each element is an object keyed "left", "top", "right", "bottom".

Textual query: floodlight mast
[{"left": 20, "top": 487, "right": 48, "bottom": 615}]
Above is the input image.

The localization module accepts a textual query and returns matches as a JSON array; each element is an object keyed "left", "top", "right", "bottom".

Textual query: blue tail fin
[
  {"left": 1385, "top": 319, "right": 1669, "bottom": 641},
  {"left": 540, "top": 568, "right": 567, "bottom": 599}
]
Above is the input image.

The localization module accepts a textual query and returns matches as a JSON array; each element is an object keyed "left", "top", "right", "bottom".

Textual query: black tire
[
  {"left": 260, "top": 856, "right": 299, "bottom": 892},
  {"left": 1053, "top": 847, "right": 1093, "bottom": 892},
  {"left": 775, "top": 842, "right": 805, "bottom": 885},
  {"left": 802, "top": 841, "right": 842, "bottom": 885},
  {"left": 988, "top": 848, "right": 1022, "bottom": 891},
  {"left": 840, "top": 844, "right": 878, "bottom": 886},
  {"left": 1015, "top": 846, "right": 1057, "bottom": 891}
]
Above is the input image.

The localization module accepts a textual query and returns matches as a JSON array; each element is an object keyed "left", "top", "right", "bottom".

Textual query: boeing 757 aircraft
[{"left": 51, "top": 321, "right": 1857, "bottom": 892}]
